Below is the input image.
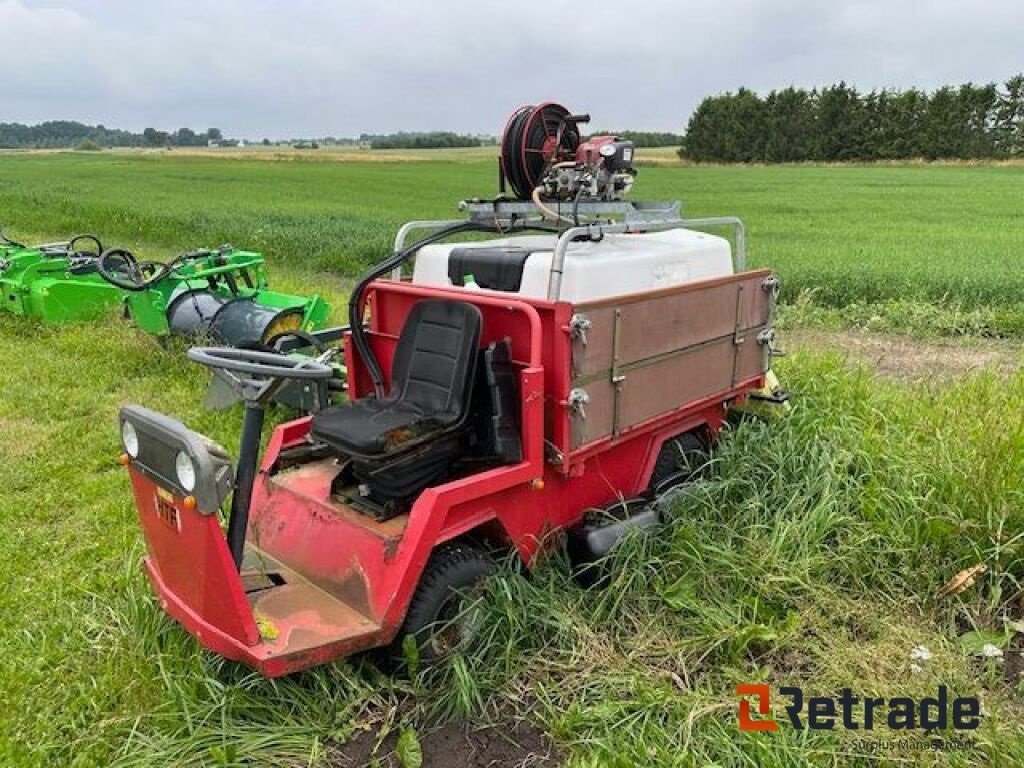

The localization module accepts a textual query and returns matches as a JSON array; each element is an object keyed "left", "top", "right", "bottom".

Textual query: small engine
[{"left": 499, "top": 103, "right": 636, "bottom": 202}]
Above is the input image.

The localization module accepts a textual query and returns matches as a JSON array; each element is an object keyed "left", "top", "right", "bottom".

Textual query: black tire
[
  {"left": 395, "top": 543, "right": 496, "bottom": 665},
  {"left": 647, "top": 430, "right": 710, "bottom": 496}
]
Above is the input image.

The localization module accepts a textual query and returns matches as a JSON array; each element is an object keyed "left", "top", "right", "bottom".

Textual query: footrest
[{"left": 239, "top": 548, "right": 384, "bottom": 675}]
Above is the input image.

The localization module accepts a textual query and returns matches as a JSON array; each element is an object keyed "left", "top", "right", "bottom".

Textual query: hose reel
[
  {"left": 499, "top": 103, "right": 636, "bottom": 204},
  {"left": 500, "top": 103, "right": 583, "bottom": 200}
]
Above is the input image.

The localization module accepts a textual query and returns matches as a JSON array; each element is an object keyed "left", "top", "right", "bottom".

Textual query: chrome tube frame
[{"left": 546, "top": 216, "right": 746, "bottom": 301}]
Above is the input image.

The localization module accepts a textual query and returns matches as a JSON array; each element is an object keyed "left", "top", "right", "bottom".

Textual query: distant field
[
  {"left": 1, "top": 150, "right": 1022, "bottom": 335},
  {"left": 2, "top": 143, "right": 685, "bottom": 165}
]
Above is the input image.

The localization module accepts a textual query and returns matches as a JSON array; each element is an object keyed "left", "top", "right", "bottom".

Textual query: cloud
[{"left": 1, "top": 0, "right": 1021, "bottom": 137}]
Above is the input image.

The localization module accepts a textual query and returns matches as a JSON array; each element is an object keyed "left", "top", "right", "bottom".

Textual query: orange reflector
[
  {"left": 531, "top": 477, "right": 545, "bottom": 491},
  {"left": 118, "top": 453, "right": 131, "bottom": 466},
  {"left": 182, "top": 495, "right": 197, "bottom": 511}
]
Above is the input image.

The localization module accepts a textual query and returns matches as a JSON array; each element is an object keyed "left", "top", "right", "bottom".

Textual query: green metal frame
[
  {"left": 121, "top": 248, "right": 330, "bottom": 337},
  {"left": 0, "top": 242, "right": 124, "bottom": 324},
  {"left": 0, "top": 239, "right": 329, "bottom": 339}
]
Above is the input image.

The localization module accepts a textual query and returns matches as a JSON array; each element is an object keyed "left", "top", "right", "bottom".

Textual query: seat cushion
[
  {"left": 311, "top": 299, "right": 482, "bottom": 460},
  {"left": 310, "top": 398, "right": 440, "bottom": 457}
]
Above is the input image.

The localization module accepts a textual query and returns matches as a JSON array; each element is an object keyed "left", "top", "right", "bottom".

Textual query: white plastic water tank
[{"left": 410, "top": 229, "right": 733, "bottom": 303}]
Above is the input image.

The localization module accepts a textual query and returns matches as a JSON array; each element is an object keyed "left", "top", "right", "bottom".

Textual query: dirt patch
[
  {"left": 785, "top": 329, "right": 1022, "bottom": 380},
  {"left": 331, "top": 716, "right": 561, "bottom": 768}
]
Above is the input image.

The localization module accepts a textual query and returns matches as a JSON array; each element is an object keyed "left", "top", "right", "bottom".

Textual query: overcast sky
[{"left": 1, "top": 0, "right": 1022, "bottom": 139}]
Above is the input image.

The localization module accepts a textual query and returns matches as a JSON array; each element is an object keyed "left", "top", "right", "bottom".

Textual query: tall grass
[
  {"left": 411, "top": 354, "right": 1024, "bottom": 766},
  {"left": 3, "top": 325, "right": 1024, "bottom": 765}
]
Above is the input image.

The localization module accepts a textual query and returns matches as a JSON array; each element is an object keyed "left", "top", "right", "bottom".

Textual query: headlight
[
  {"left": 122, "top": 421, "right": 140, "bottom": 458},
  {"left": 175, "top": 451, "right": 197, "bottom": 492}
]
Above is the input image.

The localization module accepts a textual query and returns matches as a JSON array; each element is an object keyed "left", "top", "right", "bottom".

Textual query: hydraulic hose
[
  {"left": 97, "top": 247, "right": 210, "bottom": 291},
  {"left": 349, "top": 220, "right": 562, "bottom": 397},
  {"left": 348, "top": 222, "right": 478, "bottom": 397},
  {"left": 0, "top": 227, "right": 26, "bottom": 249},
  {"left": 67, "top": 234, "right": 104, "bottom": 258}
]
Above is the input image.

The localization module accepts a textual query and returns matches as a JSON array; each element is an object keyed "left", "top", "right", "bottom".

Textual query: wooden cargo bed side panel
[
  {"left": 573, "top": 270, "right": 773, "bottom": 377},
  {"left": 569, "top": 270, "right": 774, "bottom": 450}
]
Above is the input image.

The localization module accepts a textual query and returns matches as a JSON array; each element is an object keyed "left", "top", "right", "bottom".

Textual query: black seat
[{"left": 311, "top": 299, "right": 482, "bottom": 460}]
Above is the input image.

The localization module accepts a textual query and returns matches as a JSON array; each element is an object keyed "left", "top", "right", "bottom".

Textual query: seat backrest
[{"left": 389, "top": 299, "right": 482, "bottom": 425}]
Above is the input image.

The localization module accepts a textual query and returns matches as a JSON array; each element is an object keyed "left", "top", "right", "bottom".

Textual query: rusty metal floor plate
[{"left": 240, "top": 547, "right": 381, "bottom": 662}]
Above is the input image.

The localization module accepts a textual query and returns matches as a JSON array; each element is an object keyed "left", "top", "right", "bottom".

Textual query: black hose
[
  {"left": 348, "top": 222, "right": 477, "bottom": 396},
  {"left": 571, "top": 183, "right": 585, "bottom": 226},
  {"left": 97, "top": 247, "right": 210, "bottom": 291},
  {"left": 501, "top": 107, "right": 535, "bottom": 201},
  {"left": 349, "top": 220, "right": 562, "bottom": 397},
  {"left": 0, "top": 226, "right": 25, "bottom": 249},
  {"left": 67, "top": 234, "right": 104, "bottom": 258}
]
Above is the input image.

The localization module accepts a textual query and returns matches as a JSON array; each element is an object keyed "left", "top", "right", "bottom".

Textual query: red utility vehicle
[{"left": 118, "top": 105, "right": 785, "bottom": 676}]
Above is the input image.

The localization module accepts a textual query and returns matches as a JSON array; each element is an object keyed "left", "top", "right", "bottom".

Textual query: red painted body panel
[
  {"left": 128, "top": 278, "right": 768, "bottom": 675},
  {"left": 130, "top": 471, "right": 260, "bottom": 648}
]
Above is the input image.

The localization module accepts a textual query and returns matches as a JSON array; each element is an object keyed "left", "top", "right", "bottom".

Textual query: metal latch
[
  {"left": 567, "top": 388, "right": 590, "bottom": 420},
  {"left": 568, "top": 313, "right": 592, "bottom": 346},
  {"left": 757, "top": 328, "right": 785, "bottom": 357},
  {"left": 762, "top": 275, "right": 781, "bottom": 299}
]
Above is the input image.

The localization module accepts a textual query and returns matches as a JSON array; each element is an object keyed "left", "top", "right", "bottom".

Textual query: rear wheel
[
  {"left": 395, "top": 543, "right": 496, "bottom": 665},
  {"left": 648, "top": 430, "right": 710, "bottom": 497}
]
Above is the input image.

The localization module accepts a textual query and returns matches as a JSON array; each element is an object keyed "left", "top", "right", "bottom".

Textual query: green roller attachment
[{"left": 106, "top": 246, "right": 330, "bottom": 347}]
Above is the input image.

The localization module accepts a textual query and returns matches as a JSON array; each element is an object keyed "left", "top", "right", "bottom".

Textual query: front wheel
[{"left": 394, "top": 543, "right": 495, "bottom": 665}]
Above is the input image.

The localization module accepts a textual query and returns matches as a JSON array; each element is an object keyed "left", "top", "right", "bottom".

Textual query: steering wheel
[
  {"left": 189, "top": 346, "right": 334, "bottom": 379},
  {"left": 188, "top": 346, "right": 334, "bottom": 405},
  {"left": 67, "top": 234, "right": 104, "bottom": 259},
  {"left": 97, "top": 248, "right": 147, "bottom": 288}
]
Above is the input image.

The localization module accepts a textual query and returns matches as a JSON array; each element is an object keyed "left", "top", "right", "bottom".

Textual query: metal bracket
[
  {"left": 544, "top": 440, "right": 565, "bottom": 465},
  {"left": 730, "top": 284, "right": 746, "bottom": 386},
  {"left": 458, "top": 198, "right": 682, "bottom": 228}
]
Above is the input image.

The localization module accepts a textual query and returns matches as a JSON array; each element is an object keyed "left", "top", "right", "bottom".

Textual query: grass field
[
  {"left": 2, "top": 150, "right": 1024, "bottom": 767},
  {"left": 2, "top": 151, "right": 1024, "bottom": 335}
]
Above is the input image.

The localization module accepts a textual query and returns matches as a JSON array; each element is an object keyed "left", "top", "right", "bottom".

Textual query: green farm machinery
[
  {"left": 1, "top": 227, "right": 341, "bottom": 410},
  {"left": 1, "top": 231, "right": 122, "bottom": 324},
  {"left": 0, "top": 228, "right": 329, "bottom": 348}
]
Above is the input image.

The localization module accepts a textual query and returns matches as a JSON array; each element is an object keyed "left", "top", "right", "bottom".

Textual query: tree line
[
  {"left": 0, "top": 121, "right": 225, "bottom": 149},
  {"left": 591, "top": 130, "right": 682, "bottom": 148},
  {"left": 680, "top": 76, "right": 1024, "bottom": 162},
  {"left": 361, "top": 131, "right": 493, "bottom": 150}
]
